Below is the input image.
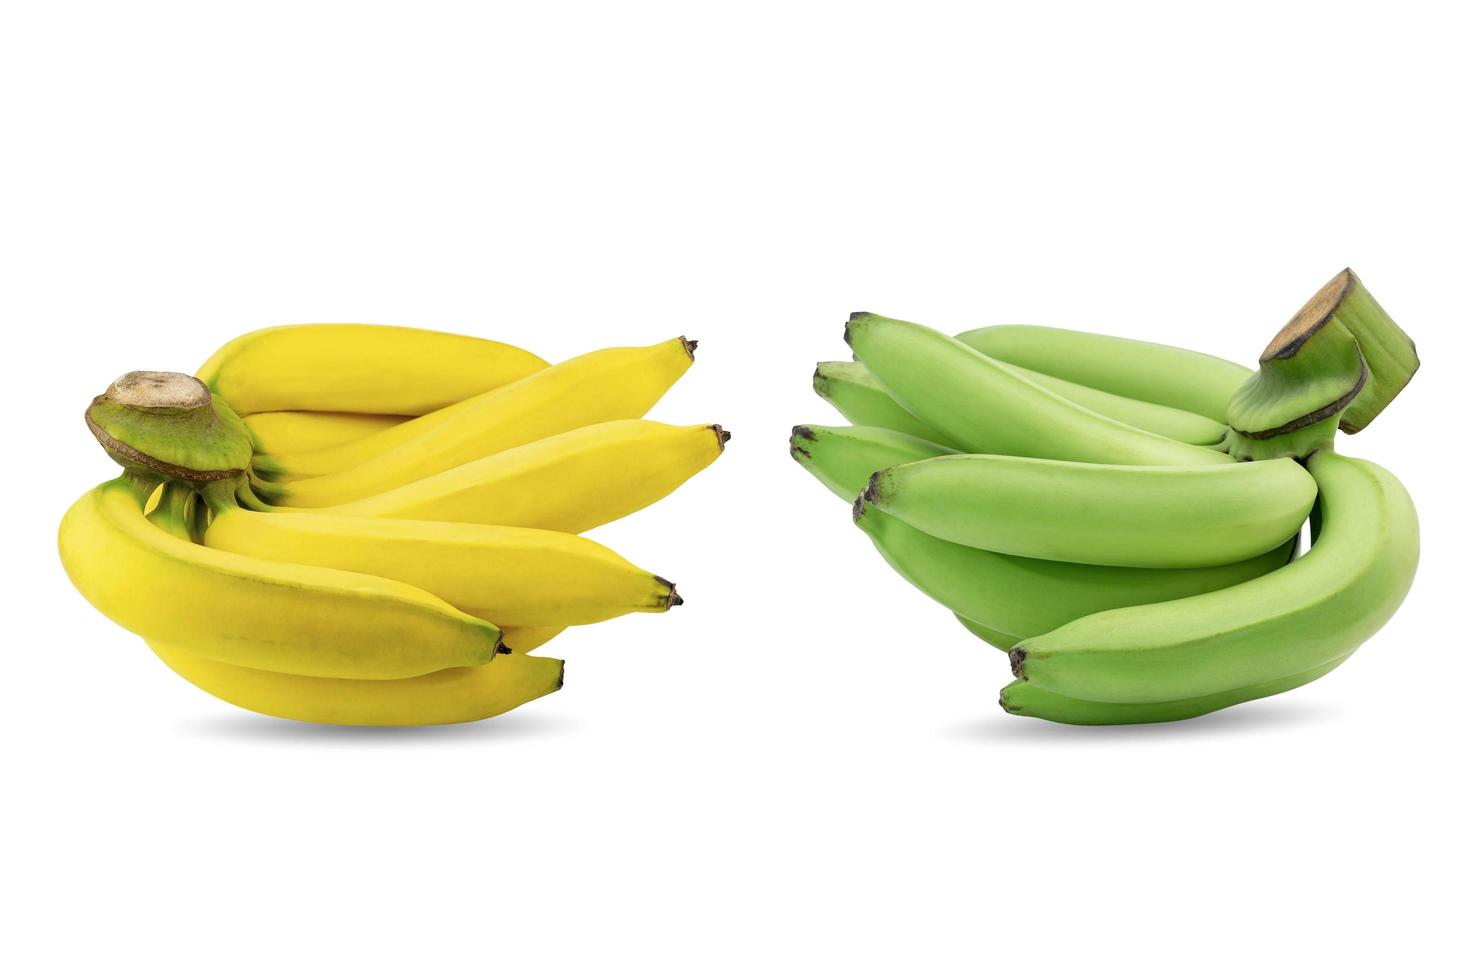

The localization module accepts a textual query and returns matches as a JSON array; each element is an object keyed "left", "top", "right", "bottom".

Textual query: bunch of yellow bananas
[{"left": 59, "top": 324, "right": 728, "bottom": 726}]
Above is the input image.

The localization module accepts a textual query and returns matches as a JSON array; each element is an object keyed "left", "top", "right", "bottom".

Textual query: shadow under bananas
[
  {"left": 940, "top": 697, "right": 1344, "bottom": 744},
  {"left": 178, "top": 708, "right": 582, "bottom": 743}
]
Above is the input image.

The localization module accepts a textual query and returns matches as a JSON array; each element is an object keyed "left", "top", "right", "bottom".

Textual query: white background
[{"left": 4, "top": 2, "right": 1465, "bottom": 977}]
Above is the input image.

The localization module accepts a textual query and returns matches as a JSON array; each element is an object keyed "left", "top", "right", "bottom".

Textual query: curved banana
[
  {"left": 150, "top": 638, "right": 565, "bottom": 727},
  {"left": 244, "top": 411, "right": 411, "bottom": 454},
  {"left": 1010, "top": 451, "right": 1418, "bottom": 703},
  {"left": 323, "top": 420, "right": 727, "bottom": 532},
  {"left": 846, "top": 314, "right": 1228, "bottom": 466},
  {"left": 253, "top": 337, "right": 696, "bottom": 498},
  {"left": 202, "top": 501, "right": 680, "bottom": 627},
  {"left": 790, "top": 423, "right": 954, "bottom": 501},
  {"left": 58, "top": 476, "right": 504, "bottom": 679},
  {"left": 822, "top": 359, "right": 1224, "bottom": 447},
  {"left": 198, "top": 323, "right": 549, "bottom": 416},
  {"left": 851, "top": 498, "right": 1295, "bottom": 642},
  {"left": 999, "top": 652, "right": 1352, "bottom": 726},
  {"left": 865, "top": 455, "right": 1315, "bottom": 568},
  {"left": 955, "top": 614, "right": 1021, "bottom": 652},
  {"left": 813, "top": 361, "right": 950, "bottom": 443},
  {"left": 957, "top": 324, "right": 1252, "bottom": 422}
]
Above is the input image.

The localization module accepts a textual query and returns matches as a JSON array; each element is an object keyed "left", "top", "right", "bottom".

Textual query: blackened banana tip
[
  {"left": 1008, "top": 648, "right": 1027, "bottom": 679},
  {"left": 496, "top": 639, "right": 512, "bottom": 656},
  {"left": 851, "top": 493, "right": 868, "bottom": 521},
  {"left": 712, "top": 424, "right": 732, "bottom": 447},
  {"left": 680, "top": 337, "right": 698, "bottom": 358}
]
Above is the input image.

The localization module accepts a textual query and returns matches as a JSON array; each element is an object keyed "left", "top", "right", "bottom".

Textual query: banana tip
[
  {"left": 790, "top": 426, "right": 813, "bottom": 460},
  {"left": 712, "top": 424, "right": 732, "bottom": 448},
  {"left": 680, "top": 336, "right": 698, "bottom": 359},
  {"left": 656, "top": 576, "right": 683, "bottom": 609},
  {"left": 851, "top": 493, "right": 868, "bottom": 522},
  {"left": 1007, "top": 648, "right": 1027, "bottom": 679}
]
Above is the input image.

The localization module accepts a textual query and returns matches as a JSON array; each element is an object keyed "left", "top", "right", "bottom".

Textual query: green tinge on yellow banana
[
  {"left": 202, "top": 502, "right": 680, "bottom": 627},
  {"left": 999, "top": 652, "right": 1352, "bottom": 726},
  {"left": 253, "top": 337, "right": 696, "bottom": 502},
  {"left": 957, "top": 324, "right": 1253, "bottom": 423},
  {"left": 58, "top": 476, "right": 504, "bottom": 680},
  {"left": 866, "top": 455, "right": 1315, "bottom": 568},
  {"left": 790, "top": 423, "right": 955, "bottom": 501},
  {"left": 1011, "top": 451, "right": 1418, "bottom": 704},
  {"left": 323, "top": 419, "right": 727, "bottom": 533},
  {"left": 151, "top": 639, "right": 565, "bottom": 727},
  {"left": 847, "top": 314, "right": 1229, "bottom": 466},
  {"left": 852, "top": 500, "right": 1295, "bottom": 641},
  {"left": 198, "top": 323, "right": 550, "bottom": 416}
]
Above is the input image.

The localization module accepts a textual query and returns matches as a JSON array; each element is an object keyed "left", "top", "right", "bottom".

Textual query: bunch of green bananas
[
  {"left": 792, "top": 269, "right": 1421, "bottom": 725},
  {"left": 60, "top": 324, "right": 728, "bottom": 726}
]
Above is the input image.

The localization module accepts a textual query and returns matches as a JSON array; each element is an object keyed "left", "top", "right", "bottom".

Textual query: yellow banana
[
  {"left": 197, "top": 323, "right": 549, "bottom": 415},
  {"left": 327, "top": 419, "right": 728, "bottom": 532},
  {"left": 202, "top": 503, "right": 681, "bottom": 626},
  {"left": 244, "top": 411, "right": 411, "bottom": 454},
  {"left": 150, "top": 632, "right": 565, "bottom": 726},
  {"left": 58, "top": 476, "right": 504, "bottom": 679},
  {"left": 253, "top": 337, "right": 697, "bottom": 500}
]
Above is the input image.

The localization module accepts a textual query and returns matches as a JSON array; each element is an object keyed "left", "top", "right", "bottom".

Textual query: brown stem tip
[
  {"left": 680, "top": 337, "right": 699, "bottom": 359},
  {"left": 656, "top": 577, "right": 683, "bottom": 608},
  {"left": 1263, "top": 269, "right": 1356, "bottom": 361},
  {"left": 711, "top": 424, "right": 732, "bottom": 447},
  {"left": 1008, "top": 648, "right": 1027, "bottom": 679}
]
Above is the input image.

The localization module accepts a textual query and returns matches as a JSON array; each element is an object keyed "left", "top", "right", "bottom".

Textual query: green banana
[
  {"left": 813, "top": 361, "right": 950, "bottom": 443},
  {"left": 999, "top": 652, "right": 1353, "bottom": 725},
  {"left": 851, "top": 499, "right": 1296, "bottom": 641},
  {"left": 846, "top": 314, "right": 1229, "bottom": 466},
  {"left": 1010, "top": 451, "right": 1418, "bottom": 703},
  {"left": 865, "top": 455, "right": 1315, "bottom": 568},
  {"left": 821, "top": 359, "right": 1224, "bottom": 446},
  {"left": 957, "top": 324, "right": 1253, "bottom": 422},
  {"left": 790, "top": 424, "right": 954, "bottom": 501},
  {"left": 955, "top": 614, "right": 1021, "bottom": 652}
]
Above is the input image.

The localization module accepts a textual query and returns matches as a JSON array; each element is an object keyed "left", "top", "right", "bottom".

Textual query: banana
[
  {"left": 851, "top": 498, "right": 1296, "bottom": 642},
  {"left": 823, "top": 359, "right": 1225, "bottom": 447},
  {"left": 999, "top": 652, "right": 1353, "bottom": 725},
  {"left": 201, "top": 500, "right": 681, "bottom": 627},
  {"left": 846, "top": 314, "right": 1229, "bottom": 466},
  {"left": 955, "top": 614, "right": 1021, "bottom": 652},
  {"left": 58, "top": 475, "right": 504, "bottom": 679},
  {"left": 790, "top": 423, "right": 954, "bottom": 501},
  {"left": 197, "top": 323, "right": 550, "bottom": 416},
  {"left": 865, "top": 455, "right": 1315, "bottom": 568},
  {"left": 150, "top": 638, "right": 565, "bottom": 727},
  {"left": 244, "top": 411, "right": 411, "bottom": 454},
  {"left": 320, "top": 420, "right": 727, "bottom": 532},
  {"left": 957, "top": 324, "right": 1253, "bottom": 422},
  {"left": 253, "top": 337, "right": 696, "bottom": 497},
  {"left": 1010, "top": 451, "right": 1418, "bottom": 703},
  {"left": 812, "top": 361, "right": 950, "bottom": 443}
]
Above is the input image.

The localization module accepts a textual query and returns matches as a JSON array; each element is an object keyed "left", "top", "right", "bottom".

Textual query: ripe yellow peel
[
  {"left": 203, "top": 506, "right": 677, "bottom": 626},
  {"left": 244, "top": 411, "right": 411, "bottom": 454},
  {"left": 331, "top": 419, "right": 727, "bottom": 533},
  {"left": 198, "top": 323, "right": 550, "bottom": 416},
  {"left": 59, "top": 478, "right": 502, "bottom": 679},
  {"left": 150, "top": 630, "right": 565, "bottom": 726},
  {"left": 257, "top": 337, "right": 696, "bottom": 500}
]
